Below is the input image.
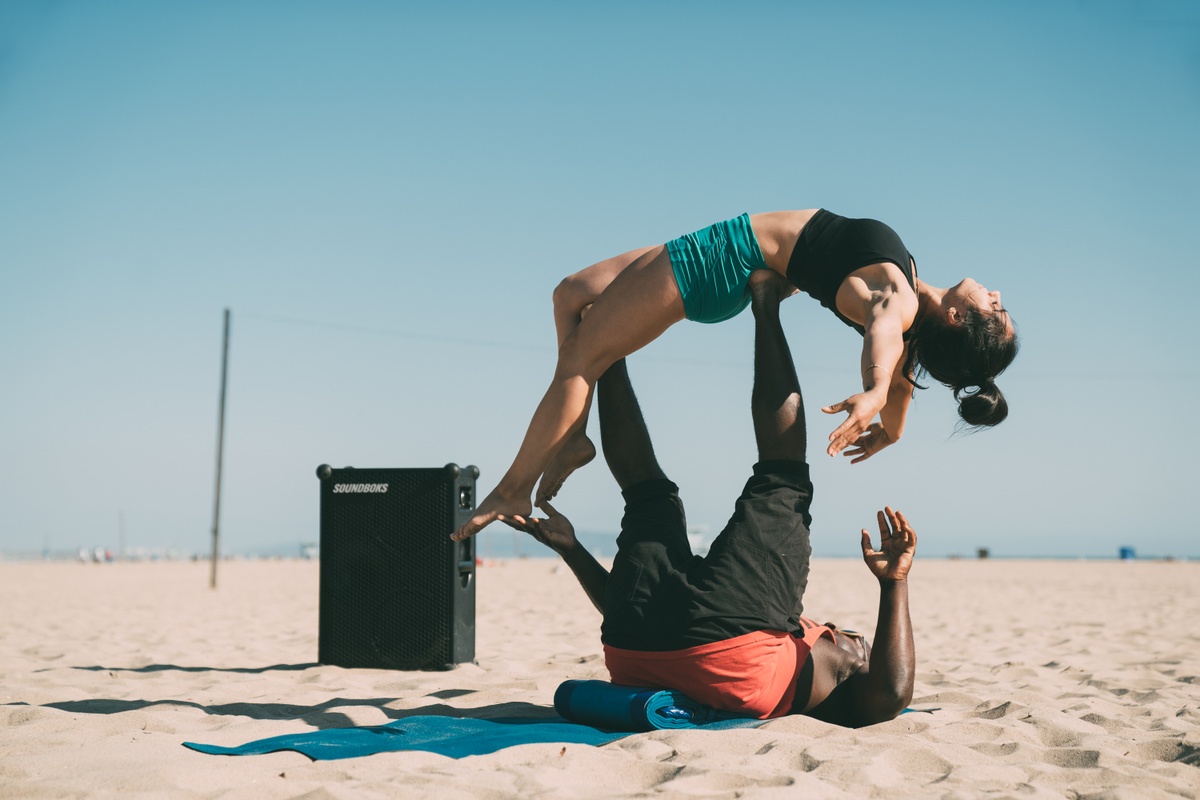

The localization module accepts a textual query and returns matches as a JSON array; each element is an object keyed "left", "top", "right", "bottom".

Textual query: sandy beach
[{"left": 2, "top": 556, "right": 1198, "bottom": 798}]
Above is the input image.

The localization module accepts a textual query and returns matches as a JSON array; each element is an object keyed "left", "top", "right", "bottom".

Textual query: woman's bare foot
[
  {"left": 535, "top": 431, "right": 597, "bottom": 504},
  {"left": 451, "top": 487, "right": 532, "bottom": 541},
  {"left": 748, "top": 268, "right": 796, "bottom": 305}
]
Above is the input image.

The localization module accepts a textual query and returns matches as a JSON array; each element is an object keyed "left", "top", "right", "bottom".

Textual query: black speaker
[{"left": 316, "top": 463, "right": 478, "bottom": 670}]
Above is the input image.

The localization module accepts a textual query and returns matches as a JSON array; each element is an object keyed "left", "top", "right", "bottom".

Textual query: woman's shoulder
[
  {"left": 843, "top": 261, "right": 918, "bottom": 295},
  {"left": 835, "top": 262, "right": 920, "bottom": 327}
]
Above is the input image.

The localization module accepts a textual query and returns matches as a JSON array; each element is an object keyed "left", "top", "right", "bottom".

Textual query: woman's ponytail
[{"left": 956, "top": 380, "right": 1008, "bottom": 427}]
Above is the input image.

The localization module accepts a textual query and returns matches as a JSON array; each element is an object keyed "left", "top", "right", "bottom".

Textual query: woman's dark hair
[{"left": 903, "top": 308, "right": 1019, "bottom": 428}]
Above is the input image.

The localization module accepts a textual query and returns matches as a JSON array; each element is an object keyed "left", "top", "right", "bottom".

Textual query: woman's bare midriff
[{"left": 749, "top": 209, "right": 822, "bottom": 274}]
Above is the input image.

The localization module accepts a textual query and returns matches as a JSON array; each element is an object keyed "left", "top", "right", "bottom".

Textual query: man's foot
[
  {"left": 535, "top": 431, "right": 597, "bottom": 504},
  {"left": 749, "top": 269, "right": 795, "bottom": 307},
  {"left": 451, "top": 487, "right": 531, "bottom": 541}
]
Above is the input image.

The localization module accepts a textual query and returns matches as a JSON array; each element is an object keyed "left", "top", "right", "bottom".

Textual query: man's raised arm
[{"left": 850, "top": 506, "right": 917, "bottom": 724}]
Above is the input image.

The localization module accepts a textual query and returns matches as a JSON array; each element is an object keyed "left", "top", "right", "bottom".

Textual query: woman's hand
[
  {"left": 842, "top": 423, "right": 894, "bottom": 464},
  {"left": 498, "top": 500, "right": 578, "bottom": 557},
  {"left": 861, "top": 506, "right": 916, "bottom": 582},
  {"left": 822, "top": 389, "right": 887, "bottom": 458}
]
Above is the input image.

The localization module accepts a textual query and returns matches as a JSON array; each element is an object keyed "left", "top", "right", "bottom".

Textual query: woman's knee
[{"left": 553, "top": 274, "right": 594, "bottom": 317}]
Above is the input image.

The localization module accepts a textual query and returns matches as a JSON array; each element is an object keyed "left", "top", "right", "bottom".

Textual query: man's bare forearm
[
  {"left": 556, "top": 540, "right": 610, "bottom": 614},
  {"left": 863, "top": 578, "right": 915, "bottom": 719}
]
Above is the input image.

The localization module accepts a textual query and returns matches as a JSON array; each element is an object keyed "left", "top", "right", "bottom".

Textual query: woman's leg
[
  {"left": 537, "top": 245, "right": 658, "bottom": 503},
  {"left": 551, "top": 245, "right": 659, "bottom": 347},
  {"left": 452, "top": 245, "right": 686, "bottom": 541}
]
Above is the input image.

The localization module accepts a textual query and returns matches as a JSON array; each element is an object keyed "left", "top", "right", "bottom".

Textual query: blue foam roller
[{"left": 554, "top": 679, "right": 760, "bottom": 732}]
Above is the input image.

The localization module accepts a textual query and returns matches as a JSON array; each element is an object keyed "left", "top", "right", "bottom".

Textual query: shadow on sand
[{"left": 9, "top": 694, "right": 556, "bottom": 730}]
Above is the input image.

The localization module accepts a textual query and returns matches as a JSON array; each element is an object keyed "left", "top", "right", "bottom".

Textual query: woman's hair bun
[{"left": 957, "top": 381, "right": 1007, "bottom": 427}]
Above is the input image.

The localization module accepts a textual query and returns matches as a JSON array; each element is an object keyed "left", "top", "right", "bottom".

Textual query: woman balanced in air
[{"left": 452, "top": 209, "right": 1018, "bottom": 541}]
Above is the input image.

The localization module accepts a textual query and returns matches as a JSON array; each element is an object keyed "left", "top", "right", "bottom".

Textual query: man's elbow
[
  {"left": 880, "top": 689, "right": 913, "bottom": 722},
  {"left": 857, "top": 686, "right": 913, "bottom": 726}
]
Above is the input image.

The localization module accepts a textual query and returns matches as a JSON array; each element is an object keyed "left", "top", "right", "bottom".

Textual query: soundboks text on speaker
[{"left": 331, "top": 483, "right": 389, "bottom": 494}]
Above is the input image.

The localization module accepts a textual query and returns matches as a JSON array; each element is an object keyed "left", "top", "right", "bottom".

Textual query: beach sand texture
[{"left": 2, "top": 556, "right": 1198, "bottom": 799}]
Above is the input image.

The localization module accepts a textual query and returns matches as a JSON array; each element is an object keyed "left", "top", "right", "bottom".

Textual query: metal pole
[{"left": 210, "top": 308, "right": 230, "bottom": 589}]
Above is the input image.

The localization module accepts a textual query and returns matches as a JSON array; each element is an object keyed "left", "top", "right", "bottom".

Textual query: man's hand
[
  {"left": 842, "top": 423, "right": 894, "bottom": 464},
  {"left": 498, "top": 500, "right": 577, "bottom": 557},
  {"left": 822, "top": 389, "right": 886, "bottom": 458},
  {"left": 861, "top": 506, "right": 916, "bottom": 582},
  {"left": 503, "top": 500, "right": 609, "bottom": 613}
]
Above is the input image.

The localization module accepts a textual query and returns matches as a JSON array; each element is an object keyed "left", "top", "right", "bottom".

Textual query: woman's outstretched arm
[
  {"left": 843, "top": 348, "right": 914, "bottom": 464},
  {"left": 821, "top": 262, "right": 918, "bottom": 461},
  {"left": 822, "top": 293, "right": 909, "bottom": 458}
]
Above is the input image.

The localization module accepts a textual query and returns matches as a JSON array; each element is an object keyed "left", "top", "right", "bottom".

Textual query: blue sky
[{"left": 2, "top": 1, "right": 1197, "bottom": 560}]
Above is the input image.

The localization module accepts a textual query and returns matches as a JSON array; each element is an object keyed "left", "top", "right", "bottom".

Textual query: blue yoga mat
[
  {"left": 184, "top": 716, "right": 628, "bottom": 760},
  {"left": 183, "top": 681, "right": 764, "bottom": 760}
]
